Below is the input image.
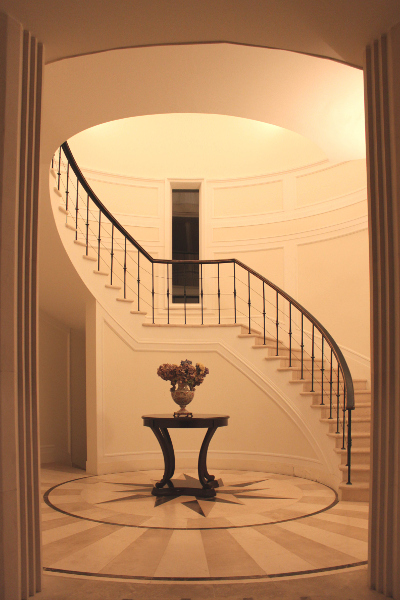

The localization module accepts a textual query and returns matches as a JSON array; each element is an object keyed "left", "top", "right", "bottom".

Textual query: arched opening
[{"left": 38, "top": 41, "right": 370, "bottom": 585}]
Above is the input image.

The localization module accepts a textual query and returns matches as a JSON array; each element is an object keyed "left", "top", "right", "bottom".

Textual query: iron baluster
[
  {"left": 75, "top": 179, "right": 79, "bottom": 240},
  {"left": 329, "top": 347, "right": 333, "bottom": 419},
  {"left": 347, "top": 407, "right": 352, "bottom": 485},
  {"left": 137, "top": 250, "right": 140, "bottom": 311},
  {"left": 342, "top": 374, "right": 346, "bottom": 450},
  {"left": 289, "top": 302, "right": 292, "bottom": 367},
  {"left": 97, "top": 209, "right": 101, "bottom": 272},
  {"left": 65, "top": 161, "right": 70, "bottom": 212},
  {"left": 85, "top": 195, "right": 89, "bottom": 256},
  {"left": 201, "top": 263, "right": 204, "bottom": 325},
  {"left": 301, "top": 313, "right": 304, "bottom": 379},
  {"left": 123, "top": 237, "right": 127, "bottom": 299},
  {"left": 233, "top": 262, "right": 237, "bottom": 324},
  {"left": 184, "top": 264, "right": 187, "bottom": 325},
  {"left": 263, "top": 281, "right": 266, "bottom": 345},
  {"left": 167, "top": 263, "right": 170, "bottom": 324},
  {"left": 320, "top": 337, "right": 325, "bottom": 405},
  {"left": 152, "top": 262, "right": 154, "bottom": 324},
  {"left": 110, "top": 224, "right": 114, "bottom": 285},
  {"left": 248, "top": 271, "right": 251, "bottom": 334},
  {"left": 218, "top": 263, "right": 221, "bottom": 324},
  {"left": 276, "top": 291, "right": 279, "bottom": 355},
  {"left": 336, "top": 367, "right": 340, "bottom": 434},
  {"left": 311, "top": 324, "right": 315, "bottom": 392},
  {"left": 57, "top": 146, "right": 61, "bottom": 190}
]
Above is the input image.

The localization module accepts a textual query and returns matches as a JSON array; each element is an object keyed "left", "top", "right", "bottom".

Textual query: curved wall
[{"left": 76, "top": 153, "right": 369, "bottom": 375}]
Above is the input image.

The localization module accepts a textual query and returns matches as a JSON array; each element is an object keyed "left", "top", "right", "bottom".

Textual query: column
[
  {"left": 365, "top": 21, "right": 400, "bottom": 600},
  {"left": 0, "top": 12, "right": 43, "bottom": 600}
]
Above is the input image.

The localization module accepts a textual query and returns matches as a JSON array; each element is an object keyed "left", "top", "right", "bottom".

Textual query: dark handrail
[{"left": 61, "top": 140, "right": 355, "bottom": 412}]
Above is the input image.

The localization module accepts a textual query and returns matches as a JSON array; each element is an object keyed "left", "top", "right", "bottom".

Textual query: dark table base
[
  {"left": 142, "top": 414, "right": 229, "bottom": 500},
  {"left": 151, "top": 478, "right": 219, "bottom": 498}
]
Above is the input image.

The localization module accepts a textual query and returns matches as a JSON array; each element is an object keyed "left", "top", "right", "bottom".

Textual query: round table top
[{"left": 142, "top": 414, "right": 229, "bottom": 428}]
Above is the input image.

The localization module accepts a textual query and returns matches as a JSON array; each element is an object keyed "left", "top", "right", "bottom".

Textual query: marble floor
[{"left": 40, "top": 463, "right": 372, "bottom": 599}]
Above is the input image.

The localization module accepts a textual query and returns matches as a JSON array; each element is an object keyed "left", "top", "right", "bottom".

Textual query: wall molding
[
  {"left": 211, "top": 193, "right": 367, "bottom": 228},
  {"left": 97, "top": 310, "right": 337, "bottom": 477},
  {"left": 82, "top": 166, "right": 164, "bottom": 185},
  {"left": 94, "top": 449, "right": 339, "bottom": 489},
  {"left": 212, "top": 216, "right": 368, "bottom": 250}
]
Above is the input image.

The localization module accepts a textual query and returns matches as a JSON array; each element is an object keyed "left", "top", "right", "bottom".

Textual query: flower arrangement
[{"left": 157, "top": 359, "right": 209, "bottom": 391}]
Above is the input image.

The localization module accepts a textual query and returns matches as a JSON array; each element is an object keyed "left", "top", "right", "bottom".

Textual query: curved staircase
[{"left": 50, "top": 143, "right": 371, "bottom": 502}]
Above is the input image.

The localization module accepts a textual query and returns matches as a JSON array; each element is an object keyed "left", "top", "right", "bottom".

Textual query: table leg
[
  {"left": 198, "top": 426, "right": 218, "bottom": 489},
  {"left": 151, "top": 426, "right": 175, "bottom": 488}
]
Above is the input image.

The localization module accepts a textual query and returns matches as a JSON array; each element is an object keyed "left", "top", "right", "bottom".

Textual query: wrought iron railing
[{"left": 52, "top": 142, "right": 354, "bottom": 484}]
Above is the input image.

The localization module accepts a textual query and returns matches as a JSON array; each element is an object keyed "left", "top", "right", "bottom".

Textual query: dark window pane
[{"left": 172, "top": 190, "right": 199, "bottom": 303}]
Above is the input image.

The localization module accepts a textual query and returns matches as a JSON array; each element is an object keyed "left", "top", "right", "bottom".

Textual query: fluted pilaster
[
  {"left": 365, "top": 21, "right": 400, "bottom": 600},
  {"left": 0, "top": 12, "right": 43, "bottom": 600}
]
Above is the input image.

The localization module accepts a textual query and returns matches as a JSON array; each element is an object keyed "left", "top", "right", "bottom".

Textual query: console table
[{"left": 142, "top": 414, "right": 229, "bottom": 498}]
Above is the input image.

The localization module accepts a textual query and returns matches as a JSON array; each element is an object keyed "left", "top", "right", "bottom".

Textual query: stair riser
[
  {"left": 349, "top": 421, "right": 371, "bottom": 434},
  {"left": 309, "top": 394, "right": 371, "bottom": 407},
  {"left": 328, "top": 421, "right": 370, "bottom": 434},
  {"left": 318, "top": 406, "right": 370, "bottom": 420},
  {"left": 340, "top": 453, "right": 370, "bottom": 466},
  {"left": 339, "top": 486, "right": 370, "bottom": 502},
  {"left": 333, "top": 436, "right": 370, "bottom": 449},
  {"left": 281, "top": 358, "right": 324, "bottom": 369},
  {"left": 289, "top": 369, "right": 339, "bottom": 381},
  {"left": 299, "top": 380, "right": 367, "bottom": 392},
  {"left": 268, "top": 348, "right": 303, "bottom": 358},
  {"left": 353, "top": 407, "right": 371, "bottom": 418},
  {"left": 342, "top": 469, "right": 370, "bottom": 484},
  {"left": 254, "top": 338, "right": 285, "bottom": 347}
]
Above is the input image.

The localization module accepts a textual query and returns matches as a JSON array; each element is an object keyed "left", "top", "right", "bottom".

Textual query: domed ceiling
[{"left": 68, "top": 114, "right": 329, "bottom": 180}]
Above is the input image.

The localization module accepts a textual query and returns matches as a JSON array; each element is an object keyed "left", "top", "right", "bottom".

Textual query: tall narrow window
[{"left": 172, "top": 189, "right": 199, "bottom": 303}]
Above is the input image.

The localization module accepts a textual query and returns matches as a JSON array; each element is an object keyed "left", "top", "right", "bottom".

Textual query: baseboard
[{"left": 89, "top": 449, "right": 340, "bottom": 491}]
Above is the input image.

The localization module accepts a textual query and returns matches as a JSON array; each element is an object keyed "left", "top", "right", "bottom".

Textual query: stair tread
[
  {"left": 334, "top": 447, "right": 370, "bottom": 454},
  {"left": 321, "top": 416, "right": 370, "bottom": 423},
  {"left": 238, "top": 334, "right": 276, "bottom": 342},
  {"left": 339, "top": 464, "right": 370, "bottom": 471},
  {"left": 339, "top": 482, "right": 370, "bottom": 489},
  {"left": 278, "top": 367, "right": 338, "bottom": 372},
  {"left": 240, "top": 326, "right": 262, "bottom": 335},
  {"left": 142, "top": 322, "right": 242, "bottom": 328},
  {"left": 328, "top": 431, "right": 370, "bottom": 438},
  {"left": 291, "top": 377, "right": 367, "bottom": 384},
  {"left": 252, "top": 344, "right": 278, "bottom": 349},
  {"left": 82, "top": 255, "right": 97, "bottom": 261},
  {"left": 334, "top": 448, "right": 371, "bottom": 454},
  {"left": 300, "top": 390, "right": 370, "bottom": 396}
]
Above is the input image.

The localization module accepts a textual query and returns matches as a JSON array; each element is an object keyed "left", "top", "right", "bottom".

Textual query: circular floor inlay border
[
  {"left": 43, "top": 561, "right": 368, "bottom": 582},
  {"left": 43, "top": 470, "right": 338, "bottom": 530}
]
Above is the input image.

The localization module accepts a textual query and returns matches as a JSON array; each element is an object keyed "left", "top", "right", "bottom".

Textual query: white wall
[
  {"left": 85, "top": 301, "right": 340, "bottom": 488},
  {"left": 77, "top": 156, "right": 369, "bottom": 376},
  {"left": 39, "top": 312, "right": 87, "bottom": 467},
  {"left": 39, "top": 312, "right": 70, "bottom": 464},
  {"left": 70, "top": 329, "right": 86, "bottom": 469}
]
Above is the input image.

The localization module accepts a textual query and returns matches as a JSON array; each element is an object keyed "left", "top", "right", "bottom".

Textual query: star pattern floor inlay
[
  {"left": 41, "top": 466, "right": 368, "bottom": 582},
  {"left": 44, "top": 469, "right": 336, "bottom": 529}
]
